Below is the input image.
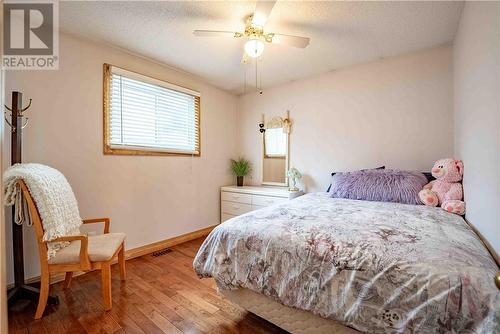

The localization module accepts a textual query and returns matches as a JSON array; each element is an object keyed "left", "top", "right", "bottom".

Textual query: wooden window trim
[{"left": 103, "top": 63, "right": 201, "bottom": 157}]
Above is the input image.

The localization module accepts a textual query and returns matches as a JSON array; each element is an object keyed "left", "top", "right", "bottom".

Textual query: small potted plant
[{"left": 230, "top": 158, "right": 251, "bottom": 187}]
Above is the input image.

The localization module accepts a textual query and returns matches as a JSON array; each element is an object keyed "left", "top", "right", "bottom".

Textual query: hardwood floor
[{"left": 8, "top": 238, "right": 288, "bottom": 334}]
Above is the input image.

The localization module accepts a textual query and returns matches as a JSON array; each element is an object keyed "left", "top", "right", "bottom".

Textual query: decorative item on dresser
[
  {"left": 287, "top": 167, "right": 302, "bottom": 192},
  {"left": 230, "top": 157, "right": 252, "bottom": 187},
  {"left": 220, "top": 185, "right": 303, "bottom": 222}
]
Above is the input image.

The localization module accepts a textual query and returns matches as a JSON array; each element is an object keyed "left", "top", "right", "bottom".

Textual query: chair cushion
[{"left": 48, "top": 233, "right": 126, "bottom": 265}]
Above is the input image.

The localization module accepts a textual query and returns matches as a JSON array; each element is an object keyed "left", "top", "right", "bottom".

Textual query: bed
[{"left": 193, "top": 193, "right": 499, "bottom": 333}]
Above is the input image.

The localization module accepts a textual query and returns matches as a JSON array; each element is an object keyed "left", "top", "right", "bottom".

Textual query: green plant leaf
[{"left": 230, "top": 157, "right": 252, "bottom": 176}]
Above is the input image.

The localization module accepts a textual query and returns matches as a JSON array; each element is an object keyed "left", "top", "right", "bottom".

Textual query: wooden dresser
[{"left": 220, "top": 186, "right": 304, "bottom": 222}]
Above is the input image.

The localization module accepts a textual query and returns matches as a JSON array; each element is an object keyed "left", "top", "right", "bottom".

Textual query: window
[{"left": 103, "top": 64, "right": 200, "bottom": 156}]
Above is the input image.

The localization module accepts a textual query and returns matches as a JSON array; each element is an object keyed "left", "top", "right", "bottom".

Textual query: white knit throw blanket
[{"left": 3, "top": 163, "right": 82, "bottom": 259}]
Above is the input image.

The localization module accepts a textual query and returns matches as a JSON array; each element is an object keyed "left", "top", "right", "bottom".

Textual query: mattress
[
  {"left": 220, "top": 287, "right": 359, "bottom": 334},
  {"left": 194, "top": 193, "right": 499, "bottom": 332}
]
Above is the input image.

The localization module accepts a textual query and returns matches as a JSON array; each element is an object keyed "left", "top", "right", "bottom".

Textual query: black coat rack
[{"left": 5, "top": 91, "right": 58, "bottom": 309}]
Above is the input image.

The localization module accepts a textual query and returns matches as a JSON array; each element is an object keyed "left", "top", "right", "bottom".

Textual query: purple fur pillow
[{"left": 329, "top": 169, "right": 427, "bottom": 205}]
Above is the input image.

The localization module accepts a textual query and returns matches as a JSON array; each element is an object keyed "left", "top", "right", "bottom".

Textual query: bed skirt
[{"left": 219, "top": 287, "right": 360, "bottom": 334}]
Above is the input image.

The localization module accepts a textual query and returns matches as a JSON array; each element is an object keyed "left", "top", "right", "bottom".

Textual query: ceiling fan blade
[
  {"left": 252, "top": 0, "right": 276, "bottom": 27},
  {"left": 271, "top": 34, "right": 310, "bottom": 48},
  {"left": 193, "top": 30, "right": 242, "bottom": 38}
]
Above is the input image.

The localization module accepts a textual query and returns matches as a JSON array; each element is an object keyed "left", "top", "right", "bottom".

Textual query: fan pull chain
[
  {"left": 259, "top": 59, "right": 262, "bottom": 94},
  {"left": 244, "top": 64, "right": 247, "bottom": 95},
  {"left": 255, "top": 59, "right": 258, "bottom": 90}
]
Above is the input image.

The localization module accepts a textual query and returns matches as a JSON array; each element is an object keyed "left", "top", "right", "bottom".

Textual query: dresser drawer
[
  {"left": 252, "top": 195, "right": 287, "bottom": 207},
  {"left": 221, "top": 213, "right": 237, "bottom": 222},
  {"left": 221, "top": 201, "right": 253, "bottom": 216},
  {"left": 221, "top": 191, "right": 252, "bottom": 204}
]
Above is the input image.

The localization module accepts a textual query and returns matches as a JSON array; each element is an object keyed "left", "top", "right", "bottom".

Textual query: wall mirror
[{"left": 261, "top": 115, "right": 290, "bottom": 186}]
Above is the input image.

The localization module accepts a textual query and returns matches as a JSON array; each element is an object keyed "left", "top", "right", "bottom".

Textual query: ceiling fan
[{"left": 193, "top": 0, "right": 310, "bottom": 64}]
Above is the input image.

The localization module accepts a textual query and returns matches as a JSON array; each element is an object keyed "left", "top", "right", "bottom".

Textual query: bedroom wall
[
  {"left": 238, "top": 46, "right": 454, "bottom": 192},
  {"left": 4, "top": 33, "right": 238, "bottom": 284},
  {"left": 453, "top": 2, "right": 500, "bottom": 255}
]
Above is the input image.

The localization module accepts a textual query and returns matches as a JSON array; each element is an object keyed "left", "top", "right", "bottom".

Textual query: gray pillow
[{"left": 329, "top": 169, "right": 427, "bottom": 205}]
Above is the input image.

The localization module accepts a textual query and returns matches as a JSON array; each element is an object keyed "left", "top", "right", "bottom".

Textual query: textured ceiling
[{"left": 59, "top": 1, "right": 463, "bottom": 95}]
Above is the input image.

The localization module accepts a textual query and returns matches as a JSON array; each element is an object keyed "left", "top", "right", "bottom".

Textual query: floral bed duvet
[{"left": 193, "top": 193, "right": 499, "bottom": 333}]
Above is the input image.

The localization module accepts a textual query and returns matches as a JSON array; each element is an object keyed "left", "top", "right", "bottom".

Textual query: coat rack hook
[
  {"left": 4, "top": 112, "right": 15, "bottom": 132},
  {"left": 4, "top": 104, "right": 13, "bottom": 113},
  {"left": 20, "top": 99, "right": 32, "bottom": 113},
  {"left": 21, "top": 118, "right": 29, "bottom": 129}
]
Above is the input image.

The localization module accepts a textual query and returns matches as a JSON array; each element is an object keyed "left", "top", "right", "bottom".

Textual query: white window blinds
[{"left": 105, "top": 65, "right": 200, "bottom": 155}]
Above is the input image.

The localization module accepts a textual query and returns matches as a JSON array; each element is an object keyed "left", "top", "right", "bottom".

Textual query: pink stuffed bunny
[{"left": 419, "top": 158, "right": 465, "bottom": 215}]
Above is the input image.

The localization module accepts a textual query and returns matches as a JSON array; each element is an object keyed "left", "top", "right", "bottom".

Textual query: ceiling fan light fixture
[
  {"left": 251, "top": 14, "right": 267, "bottom": 27},
  {"left": 244, "top": 38, "right": 265, "bottom": 58}
]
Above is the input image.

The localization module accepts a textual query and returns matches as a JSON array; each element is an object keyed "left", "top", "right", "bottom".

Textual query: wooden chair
[{"left": 18, "top": 180, "right": 126, "bottom": 319}]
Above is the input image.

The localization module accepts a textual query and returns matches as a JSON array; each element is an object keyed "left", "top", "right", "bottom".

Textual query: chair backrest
[{"left": 18, "top": 180, "right": 49, "bottom": 264}]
